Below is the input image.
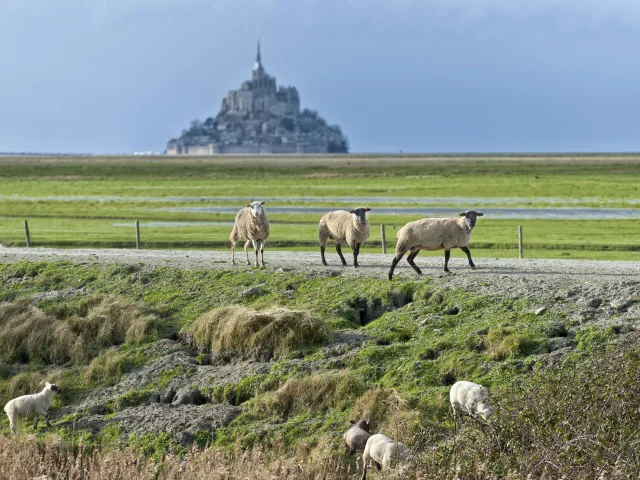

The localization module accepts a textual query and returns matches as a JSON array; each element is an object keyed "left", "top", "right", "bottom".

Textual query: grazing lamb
[
  {"left": 450, "top": 380, "right": 494, "bottom": 421},
  {"left": 361, "top": 433, "right": 409, "bottom": 480},
  {"left": 318, "top": 207, "right": 371, "bottom": 268},
  {"left": 388, "top": 210, "right": 484, "bottom": 280},
  {"left": 4, "top": 381, "right": 62, "bottom": 435},
  {"left": 343, "top": 419, "right": 372, "bottom": 455},
  {"left": 230, "top": 201, "right": 270, "bottom": 267}
]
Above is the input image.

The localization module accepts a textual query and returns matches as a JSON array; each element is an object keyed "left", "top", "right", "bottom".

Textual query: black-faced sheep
[
  {"left": 343, "top": 418, "right": 372, "bottom": 455},
  {"left": 3, "top": 381, "right": 62, "bottom": 435},
  {"left": 388, "top": 210, "right": 484, "bottom": 280},
  {"left": 230, "top": 201, "right": 270, "bottom": 267},
  {"left": 361, "top": 433, "right": 409, "bottom": 480},
  {"left": 318, "top": 207, "right": 371, "bottom": 268}
]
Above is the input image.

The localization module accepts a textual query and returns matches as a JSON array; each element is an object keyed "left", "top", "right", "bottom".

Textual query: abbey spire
[{"left": 253, "top": 39, "right": 264, "bottom": 76}]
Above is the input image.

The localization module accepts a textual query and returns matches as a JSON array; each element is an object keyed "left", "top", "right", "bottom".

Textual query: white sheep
[
  {"left": 361, "top": 433, "right": 409, "bottom": 480},
  {"left": 230, "top": 201, "right": 270, "bottom": 267},
  {"left": 388, "top": 210, "right": 484, "bottom": 280},
  {"left": 343, "top": 418, "right": 372, "bottom": 455},
  {"left": 450, "top": 380, "right": 494, "bottom": 421},
  {"left": 318, "top": 207, "right": 371, "bottom": 268},
  {"left": 4, "top": 381, "right": 62, "bottom": 435}
]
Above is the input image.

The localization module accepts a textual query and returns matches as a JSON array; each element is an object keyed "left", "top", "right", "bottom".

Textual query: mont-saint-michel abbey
[{"left": 166, "top": 43, "right": 348, "bottom": 155}]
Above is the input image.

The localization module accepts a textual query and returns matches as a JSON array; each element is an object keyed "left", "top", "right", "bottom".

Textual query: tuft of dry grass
[
  {"left": 1, "top": 370, "right": 61, "bottom": 404},
  {"left": 0, "top": 297, "right": 160, "bottom": 365},
  {"left": 350, "top": 388, "right": 422, "bottom": 443},
  {"left": 261, "top": 370, "right": 366, "bottom": 417},
  {"left": 84, "top": 348, "right": 134, "bottom": 386},
  {"left": 190, "top": 306, "right": 331, "bottom": 361}
]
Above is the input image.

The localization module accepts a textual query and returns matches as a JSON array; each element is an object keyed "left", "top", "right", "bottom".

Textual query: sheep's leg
[
  {"left": 320, "top": 244, "right": 328, "bottom": 266},
  {"left": 444, "top": 249, "right": 451, "bottom": 272},
  {"left": 353, "top": 243, "right": 360, "bottom": 268},
  {"left": 460, "top": 246, "right": 476, "bottom": 269},
  {"left": 230, "top": 240, "right": 236, "bottom": 265},
  {"left": 406, "top": 249, "right": 422, "bottom": 275},
  {"left": 361, "top": 458, "right": 368, "bottom": 480},
  {"left": 259, "top": 240, "right": 265, "bottom": 267},
  {"left": 251, "top": 239, "right": 260, "bottom": 267},
  {"left": 9, "top": 419, "right": 17, "bottom": 435},
  {"left": 388, "top": 251, "right": 406, "bottom": 281},
  {"left": 33, "top": 415, "right": 39, "bottom": 430},
  {"left": 45, "top": 411, "right": 52, "bottom": 428},
  {"left": 244, "top": 240, "right": 251, "bottom": 266},
  {"left": 336, "top": 244, "right": 348, "bottom": 266}
]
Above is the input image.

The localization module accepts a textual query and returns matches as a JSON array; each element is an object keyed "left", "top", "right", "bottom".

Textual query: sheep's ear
[
  {"left": 477, "top": 212, "right": 484, "bottom": 216},
  {"left": 260, "top": 201, "right": 266, "bottom": 206},
  {"left": 245, "top": 203, "right": 251, "bottom": 208},
  {"left": 365, "top": 207, "right": 371, "bottom": 212},
  {"left": 349, "top": 419, "right": 356, "bottom": 425},
  {"left": 349, "top": 210, "right": 356, "bottom": 214},
  {"left": 459, "top": 212, "right": 467, "bottom": 217},
  {"left": 45, "top": 381, "right": 51, "bottom": 387}
]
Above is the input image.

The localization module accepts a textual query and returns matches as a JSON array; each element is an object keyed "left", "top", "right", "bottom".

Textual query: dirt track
[{"left": 1, "top": 247, "right": 638, "bottom": 290}]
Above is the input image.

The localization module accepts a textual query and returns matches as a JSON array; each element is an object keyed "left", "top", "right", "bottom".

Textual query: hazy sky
[{"left": 1, "top": 0, "right": 640, "bottom": 153}]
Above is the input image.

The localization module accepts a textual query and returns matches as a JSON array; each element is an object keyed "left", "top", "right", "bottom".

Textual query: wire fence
[{"left": 1, "top": 219, "right": 638, "bottom": 259}]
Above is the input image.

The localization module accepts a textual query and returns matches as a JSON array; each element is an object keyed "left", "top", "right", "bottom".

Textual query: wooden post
[
  {"left": 518, "top": 225, "right": 523, "bottom": 259},
  {"left": 135, "top": 221, "right": 141, "bottom": 249},
  {"left": 24, "top": 220, "right": 30, "bottom": 247},
  {"left": 380, "top": 224, "right": 387, "bottom": 254}
]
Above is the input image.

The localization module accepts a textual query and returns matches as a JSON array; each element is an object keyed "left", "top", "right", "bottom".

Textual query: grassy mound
[
  {"left": 0, "top": 296, "right": 161, "bottom": 365},
  {"left": 190, "top": 306, "right": 331, "bottom": 361}
]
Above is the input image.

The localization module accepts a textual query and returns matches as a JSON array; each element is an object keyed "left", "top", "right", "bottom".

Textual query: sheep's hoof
[
  {"left": 246, "top": 261, "right": 251, "bottom": 266},
  {"left": 470, "top": 265, "right": 477, "bottom": 270}
]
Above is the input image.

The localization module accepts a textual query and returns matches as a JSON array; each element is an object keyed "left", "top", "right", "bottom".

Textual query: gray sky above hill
[{"left": 1, "top": 0, "right": 639, "bottom": 154}]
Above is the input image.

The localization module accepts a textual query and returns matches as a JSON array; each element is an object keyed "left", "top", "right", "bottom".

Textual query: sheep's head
[
  {"left": 44, "top": 381, "right": 62, "bottom": 395},
  {"left": 349, "top": 207, "right": 371, "bottom": 224},
  {"left": 245, "top": 201, "right": 266, "bottom": 218},
  {"left": 350, "top": 418, "right": 372, "bottom": 432},
  {"left": 459, "top": 210, "right": 484, "bottom": 228},
  {"left": 475, "top": 390, "right": 493, "bottom": 420}
]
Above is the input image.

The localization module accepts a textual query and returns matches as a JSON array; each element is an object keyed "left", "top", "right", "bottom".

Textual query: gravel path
[{"left": 1, "top": 246, "right": 638, "bottom": 289}]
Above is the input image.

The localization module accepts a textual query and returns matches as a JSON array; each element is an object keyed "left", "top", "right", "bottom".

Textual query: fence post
[
  {"left": 24, "top": 220, "right": 30, "bottom": 247},
  {"left": 135, "top": 221, "right": 141, "bottom": 249},
  {"left": 380, "top": 224, "right": 387, "bottom": 254},
  {"left": 518, "top": 225, "right": 523, "bottom": 259}
]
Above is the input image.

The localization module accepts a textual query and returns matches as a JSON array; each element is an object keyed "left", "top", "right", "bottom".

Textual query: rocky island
[{"left": 166, "top": 42, "right": 348, "bottom": 155}]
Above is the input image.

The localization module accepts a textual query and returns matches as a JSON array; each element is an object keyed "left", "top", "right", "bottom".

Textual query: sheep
[
  {"left": 318, "top": 207, "right": 371, "bottom": 268},
  {"left": 4, "top": 381, "right": 62, "bottom": 435},
  {"left": 450, "top": 380, "right": 494, "bottom": 421},
  {"left": 230, "top": 201, "right": 270, "bottom": 267},
  {"left": 343, "top": 418, "right": 372, "bottom": 455},
  {"left": 361, "top": 434, "right": 410, "bottom": 480},
  {"left": 388, "top": 210, "right": 484, "bottom": 280}
]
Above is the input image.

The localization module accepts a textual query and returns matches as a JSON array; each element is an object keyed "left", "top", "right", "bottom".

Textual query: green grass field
[{"left": 1, "top": 154, "right": 639, "bottom": 259}]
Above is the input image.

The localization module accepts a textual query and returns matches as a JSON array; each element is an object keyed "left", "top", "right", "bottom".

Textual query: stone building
[{"left": 166, "top": 42, "right": 347, "bottom": 155}]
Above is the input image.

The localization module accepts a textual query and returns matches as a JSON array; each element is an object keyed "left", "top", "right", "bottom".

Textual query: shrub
[
  {"left": 190, "top": 306, "right": 331, "bottom": 361},
  {"left": 416, "top": 346, "right": 640, "bottom": 478}
]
